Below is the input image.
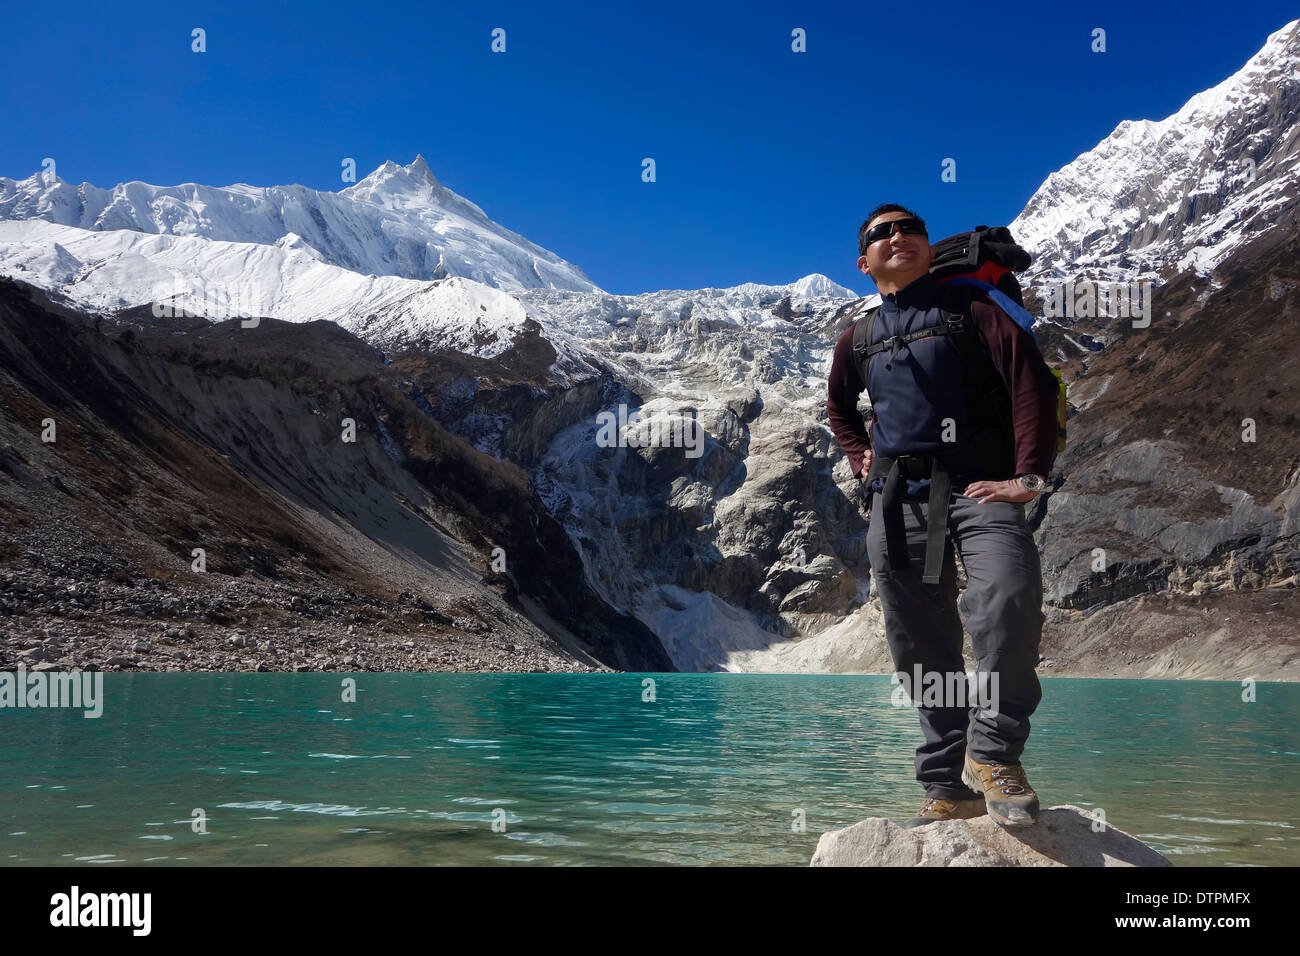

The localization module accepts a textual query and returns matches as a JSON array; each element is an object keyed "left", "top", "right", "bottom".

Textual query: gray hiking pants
[{"left": 866, "top": 488, "right": 1045, "bottom": 799}]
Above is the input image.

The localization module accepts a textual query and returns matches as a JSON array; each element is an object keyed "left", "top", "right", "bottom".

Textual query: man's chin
[{"left": 879, "top": 265, "right": 930, "bottom": 288}]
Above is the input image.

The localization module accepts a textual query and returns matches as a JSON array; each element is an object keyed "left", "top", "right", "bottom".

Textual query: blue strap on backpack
[{"left": 941, "top": 276, "right": 1038, "bottom": 342}]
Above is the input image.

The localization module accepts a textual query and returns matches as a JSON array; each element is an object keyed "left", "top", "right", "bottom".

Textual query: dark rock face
[
  {"left": 391, "top": 321, "right": 611, "bottom": 468},
  {"left": 1017, "top": 226, "right": 1300, "bottom": 680},
  {"left": 1035, "top": 229, "right": 1300, "bottom": 606},
  {"left": 0, "top": 277, "right": 673, "bottom": 673}
]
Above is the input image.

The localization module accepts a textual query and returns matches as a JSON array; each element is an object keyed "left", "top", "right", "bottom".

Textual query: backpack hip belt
[{"left": 866, "top": 452, "right": 954, "bottom": 586}]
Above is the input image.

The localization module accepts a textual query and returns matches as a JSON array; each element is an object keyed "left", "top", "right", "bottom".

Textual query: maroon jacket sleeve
[
  {"left": 826, "top": 322, "right": 872, "bottom": 478},
  {"left": 970, "top": 300, "right": 1058, "bottom": 479}
]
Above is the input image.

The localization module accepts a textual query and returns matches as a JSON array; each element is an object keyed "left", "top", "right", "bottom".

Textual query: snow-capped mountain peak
[
  {"left": 342, "top": 153, "right": 442, "bottom": 203},
  {"left": 1011, "top": 18, "right": 1299, "bottom": 287},
  {"left": 0, "top": 155, "right": 600, "bottom": 293},
  {"left": 790, "top": 273, "right": 857, "bottom": 301}
]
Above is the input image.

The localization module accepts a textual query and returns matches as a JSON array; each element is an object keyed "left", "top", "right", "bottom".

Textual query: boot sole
[
  {"left": 962, "top": 763, "right": 1039, "bottom": 828},
  {"left": 901, "top": 796, "right": 987, "bottom": 828},
  {"left": 901, "top": 809, "right": 986, "bottom": 829}
]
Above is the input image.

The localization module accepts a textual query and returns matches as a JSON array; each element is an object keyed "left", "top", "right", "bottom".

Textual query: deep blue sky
[{"left": 1, "top": 2, "right": 1294, "bottom": 295}]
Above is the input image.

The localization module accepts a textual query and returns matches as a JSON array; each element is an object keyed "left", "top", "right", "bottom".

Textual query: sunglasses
[{"left": 864, "top": 217, "right": 927, "bottom": 245}]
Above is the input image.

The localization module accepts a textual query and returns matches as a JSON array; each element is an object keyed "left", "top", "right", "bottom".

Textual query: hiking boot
[
  {"left": 962, "top": 755, "right": 1040, "bottom": 827},
  {"left": 899, "top": 795, "right": 986, "bottom": 829}
]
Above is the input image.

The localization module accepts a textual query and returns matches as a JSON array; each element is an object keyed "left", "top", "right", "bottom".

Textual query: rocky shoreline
[
  {"left": 5, "top": 549, "right": 1295, "bottom": 679},
  {"left": 0, "top": 560, "right": 611, "bottom": 675}
]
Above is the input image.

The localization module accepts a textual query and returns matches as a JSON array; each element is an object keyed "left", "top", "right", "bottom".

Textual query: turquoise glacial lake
[{"left": 1, "top": 674, "right": 1296, "bottom": 866}]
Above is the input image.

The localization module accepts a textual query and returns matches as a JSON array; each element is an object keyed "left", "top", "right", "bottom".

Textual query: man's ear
[{"left": 857, "top": 255, "right": 871, "bottom": 276}]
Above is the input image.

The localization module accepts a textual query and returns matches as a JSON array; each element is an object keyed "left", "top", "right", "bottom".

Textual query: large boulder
[{"left": 810, "top": 805, "right": 1171, "bottom": 867}]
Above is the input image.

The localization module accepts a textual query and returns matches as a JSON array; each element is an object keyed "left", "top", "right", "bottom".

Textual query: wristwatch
[{"left": 1017, "top": 473, "right": 1045, "bottom": 495}]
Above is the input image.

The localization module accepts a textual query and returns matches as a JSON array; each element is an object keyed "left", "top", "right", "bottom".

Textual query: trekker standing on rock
[{"left": 826, "top": 205, "right": 1061, "bottom": 829}]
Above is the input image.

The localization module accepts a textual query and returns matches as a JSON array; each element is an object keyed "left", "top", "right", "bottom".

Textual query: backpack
[{"left": 851, "top": 225, "right": 1067, "bottom": 476}]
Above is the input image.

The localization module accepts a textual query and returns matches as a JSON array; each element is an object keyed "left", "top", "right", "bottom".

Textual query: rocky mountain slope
[{"left": 0, "top": 276, "right": 671, "bottom": 673}]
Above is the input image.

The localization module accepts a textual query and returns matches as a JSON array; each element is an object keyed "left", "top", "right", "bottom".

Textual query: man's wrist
[{"left": 1016, "top": 473, "right": 1045, "bottom": 495}]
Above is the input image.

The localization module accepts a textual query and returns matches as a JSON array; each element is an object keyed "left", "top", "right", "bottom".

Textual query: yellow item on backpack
[{"left": 1051, "top": 368, "right": 1067, "bottom": 454}]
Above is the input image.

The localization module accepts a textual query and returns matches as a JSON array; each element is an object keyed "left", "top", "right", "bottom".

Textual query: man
[{"left": 826, "top": 204, "right": 1059, "bottom": 828}]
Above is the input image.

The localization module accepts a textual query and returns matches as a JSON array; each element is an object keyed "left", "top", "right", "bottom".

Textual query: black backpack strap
[
  {"left": 851, "top": 306, "right": 879, "bottom": 397},
  {"left": 851, "top": 306, "right": 876, "bottom": 358},
  {"left": 937, "top": 283, "right": 1017, "bottom": 478}
]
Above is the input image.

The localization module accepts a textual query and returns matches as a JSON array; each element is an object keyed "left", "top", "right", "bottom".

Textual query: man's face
[{"left": 857, "top": 211, "right": 933, "bottom": 292}]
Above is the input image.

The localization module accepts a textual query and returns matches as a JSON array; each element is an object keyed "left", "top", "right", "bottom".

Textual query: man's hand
[
  {"left": 859, "top": 448, "right": 872, "bottom": 480},
  {"left": 962, "top": 478, "right": 1037, "bottom": 504}
]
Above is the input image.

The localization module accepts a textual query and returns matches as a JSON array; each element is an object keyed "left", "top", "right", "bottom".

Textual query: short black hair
[{"left": 858, "top": 204, "right": 927, "bottom": 256}]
